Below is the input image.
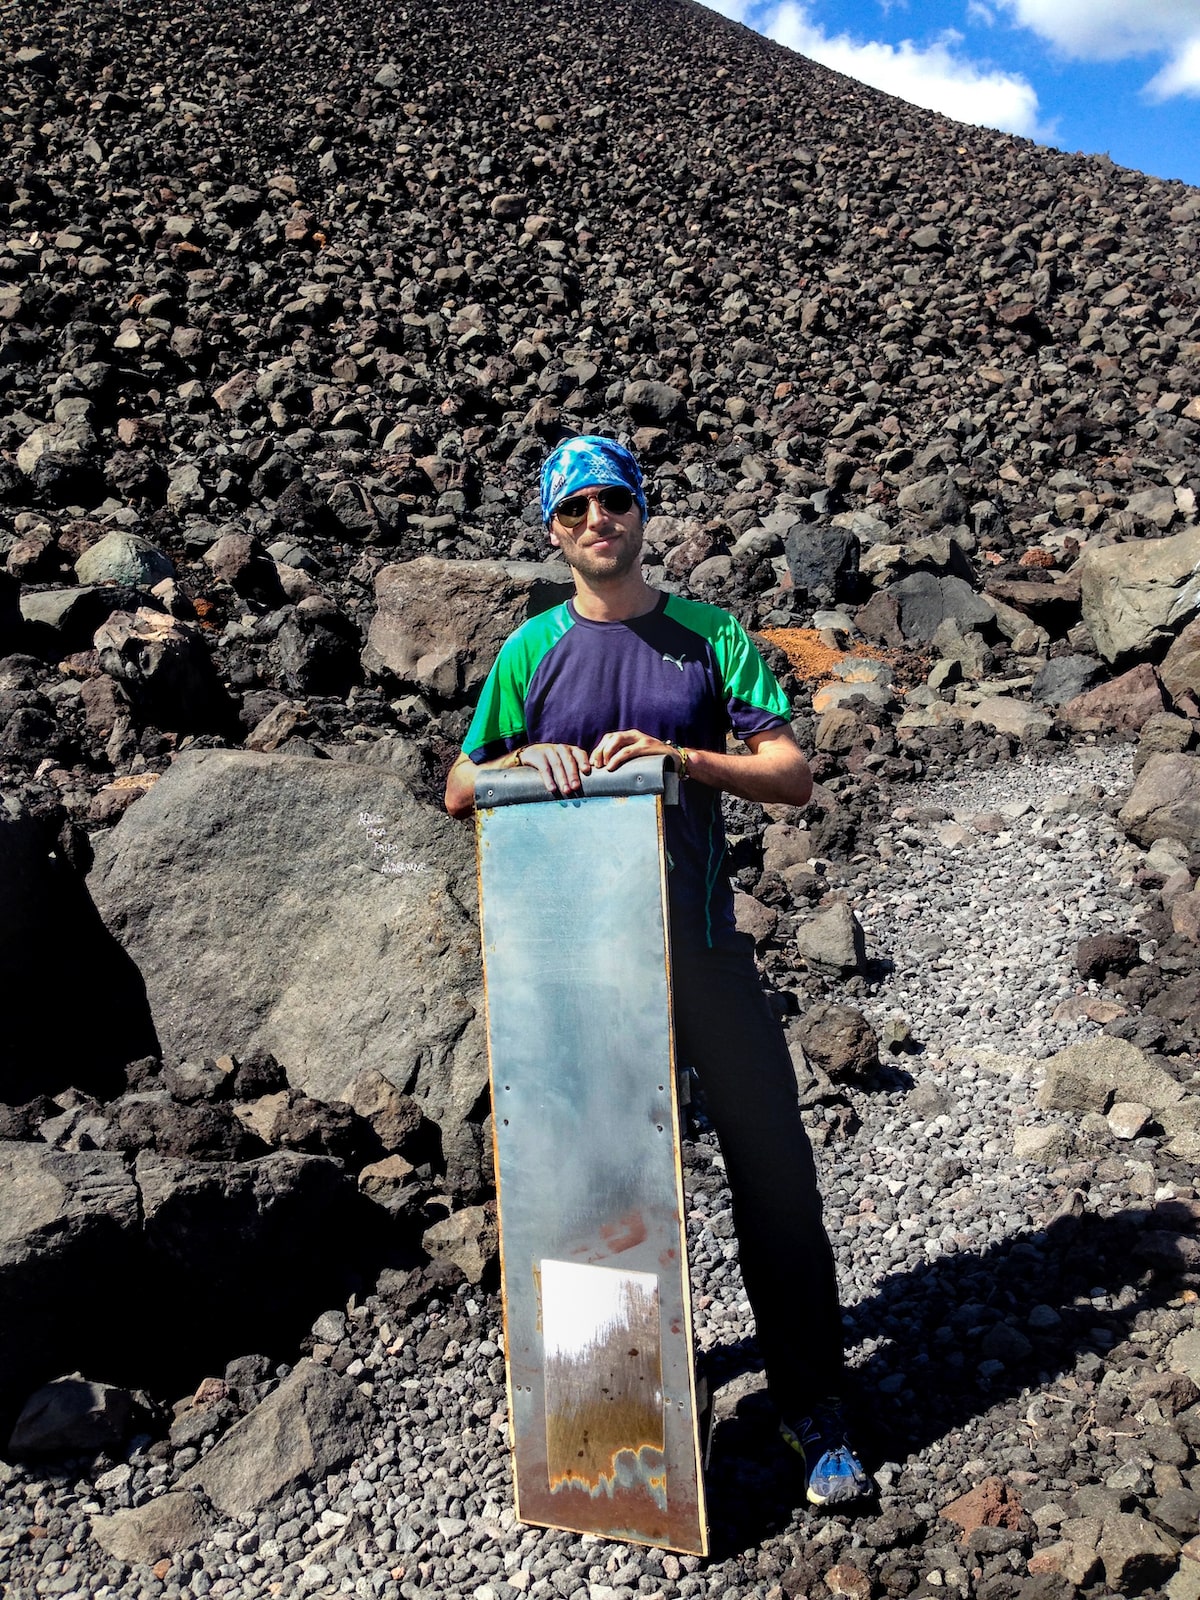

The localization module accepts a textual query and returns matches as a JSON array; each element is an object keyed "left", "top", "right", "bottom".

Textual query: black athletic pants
[{"left": 670, "top": 936, "right": 845, "bottom": 1417}]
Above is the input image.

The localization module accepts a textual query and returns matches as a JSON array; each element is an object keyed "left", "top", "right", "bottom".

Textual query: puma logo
[{"left": 662, "top": 652, "right": 686, "bottom": 672}]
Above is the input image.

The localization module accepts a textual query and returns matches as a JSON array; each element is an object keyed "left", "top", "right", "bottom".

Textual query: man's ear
[{"left": 548, "top": 527, "right": 561, "bottom": 548}]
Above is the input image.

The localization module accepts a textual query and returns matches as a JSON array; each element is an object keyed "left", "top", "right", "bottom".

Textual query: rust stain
[{"left": 599, "top": 1211, "right": 648, "bottom": 1254}]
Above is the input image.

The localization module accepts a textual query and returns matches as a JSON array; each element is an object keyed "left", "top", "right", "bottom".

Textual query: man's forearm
[
  {"left": 444, "top": 749, "right": 523, "bottom": 819},
  {"left": 684, "top": 744, "right": 813, "bottom": 806}
]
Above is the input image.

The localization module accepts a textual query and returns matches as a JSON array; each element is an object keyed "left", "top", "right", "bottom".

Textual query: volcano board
[{"left": 475, "top": 756, "right": 707, "bottom": 1556}]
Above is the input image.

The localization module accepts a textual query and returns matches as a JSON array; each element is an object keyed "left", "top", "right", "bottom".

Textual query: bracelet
[
  {"left": 510, "top": 746, "right": 527, "bottom": 768},
  {"left": 670, "top": 743, "right": 690, "bottom": 778}
]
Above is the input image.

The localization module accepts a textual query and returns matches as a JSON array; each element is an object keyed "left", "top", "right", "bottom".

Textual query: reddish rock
[
  {"left": 940, "top": 1477, "right": 1023, "bottom": 1539},
  {"left": 1059, "top": 662, "right": 1166, "bottom": 733}
]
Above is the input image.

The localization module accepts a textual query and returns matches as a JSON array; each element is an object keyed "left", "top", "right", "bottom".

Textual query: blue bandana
[{"left": 540, "top": 436, "right": 647, "bottom": 526}]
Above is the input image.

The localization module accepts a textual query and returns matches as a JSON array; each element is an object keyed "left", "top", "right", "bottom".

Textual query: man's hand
[
  {"left": 519, "top": 742, "right": 592, "bottom": 798},
  {"left": 589, "top": 729, "right": 681, "bottom": 771},
  {"left": 444, "top": 744, "right": 592, "bottom": 817}
]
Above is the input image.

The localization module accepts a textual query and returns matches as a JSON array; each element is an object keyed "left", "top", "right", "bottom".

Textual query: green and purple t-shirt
[{"left": 463, "top": 591, "right": 791, "bottom": 948}]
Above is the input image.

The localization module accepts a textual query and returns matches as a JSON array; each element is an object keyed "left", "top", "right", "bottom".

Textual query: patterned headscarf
[{"left": 539, "top": 435, "right": 647, "bottom": 526}]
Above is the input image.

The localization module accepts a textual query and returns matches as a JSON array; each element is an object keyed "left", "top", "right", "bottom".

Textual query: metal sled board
[{"left": 476, "top": 758, "right": 708, "bottom": 1555}]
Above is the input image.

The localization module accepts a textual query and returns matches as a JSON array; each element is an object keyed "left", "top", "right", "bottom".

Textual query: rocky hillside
[{"left": 3, "top": 0, "right": 1200, "bottom": 1594}]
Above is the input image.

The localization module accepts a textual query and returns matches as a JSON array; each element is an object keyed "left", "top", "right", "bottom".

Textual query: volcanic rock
[
  {"left": 1119, "top": 754, "right": 1200, "bottom": 847},
  {"left": 177, "top": 1358, "right": 373, "bottom": 1518},
  {"left": 91, "top": 1490, "right": 213, "bottom": 1565},
  {"left": 8, "top": 1376, "right": 155, "bottom": 1458},
  {"left": 74, "top": 531, "right": 175, "bottom": 588},
  {"left": 1161, "top": 618, "right": 1200, "bottom": 705},
  {"left": 93, "top": 608, "right": 233, "bottom": 734},
  {"left": 792, "top": 1002, "right": 879, "bottom": 1080},
  {"left": 363, "top": 557, "right": 573, "bottom": 698},
  {"left": 794, "top": 902, "right": 867, "bottom": 975},
  {"left": 1079, "top": 528, "right": 1200, "bottom": 663},
  {"left": 1036, "top": 1037, "right": 1185, "bottom": 1115},
  {"left": 88, "top": 749, "right": 488, "bottom": 1192}
]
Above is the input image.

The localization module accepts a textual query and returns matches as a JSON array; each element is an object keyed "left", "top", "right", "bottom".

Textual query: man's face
[{"left": 548, "top": 484, "right": 644, "bottom": 581}]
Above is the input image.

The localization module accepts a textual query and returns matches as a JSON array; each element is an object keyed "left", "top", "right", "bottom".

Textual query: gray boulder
[
  {"left": 784, "top": 522, "right": 859, "bottom": 603},
  {"left": 794, "top": 902, "right": 867, "bottom": 975},
  {"left": 422, "top": 1204, "right": 498, "bottom": 1285},
  {"left": 894, "top": 473, "right": 969, "bottom": 528},
  {"left": 622, "top": 379, "right": 686, "bottom": 425},
  {"left": 1035, "top": 1037, "right": 1185, "bottom": 1115},
  {"left": 1031, "top": 655, "right": 1103, "bottom": 707},
  {"left": 178, "top": 1358, "right": 373, "bottom": 1517},
  {"left": 1161, "top": 616, "right": 1200, "bottom": 704},
  {"left": 8, "top": 1375, "right": 154, "bottom": 1458},
  {"left": 362, "top": 556, "right": 573, "bottom": 698},
  {"left": 74, "top": 531, "right": 175, "bottom": 588},
  {"left": 92, "top": 1490, "right": 212, "bottom": 1565},
  {"left": 1078, "top": 527, "right": 1200, "bottom": 662},
  {"left": 886, "top": 572, "right": 994, "bottom": 644},
  {"left": 89, "top": 749, "right": 488, "bottom": 1191},
  {"left": 1119, "top": 753, "right": 1200, "bottom": 848},
  {"left": 0, "top": 1146, "right": 141, "bottom": 1427},
  {"left": 94, "top": 608, "right": 233, "bottom": 733}
]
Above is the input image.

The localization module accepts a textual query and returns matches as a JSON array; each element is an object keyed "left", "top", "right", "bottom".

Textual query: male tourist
[{"left": 444, "top": 435, "right": 871, "bottom": 1506}]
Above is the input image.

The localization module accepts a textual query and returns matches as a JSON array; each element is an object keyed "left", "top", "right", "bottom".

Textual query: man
[{"left": 445, "top": 435, "right": 870, "bottom": 1507}]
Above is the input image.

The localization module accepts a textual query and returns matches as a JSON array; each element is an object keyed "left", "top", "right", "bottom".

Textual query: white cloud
[
  {"left": 702, "top": 0, "right": 757, "bottom": 20},
  {"left": 761, "top": 2, "right": 1046, "bottom": 137},
  {"left": 996, "top": 1, "right": 1200, "bottom": 61},
  {"left": 1146, "top": 37, "right": 1200, "bottom": 99},
  {"left": 995, "top": 0, "right": 1200, "bottom": 103}
]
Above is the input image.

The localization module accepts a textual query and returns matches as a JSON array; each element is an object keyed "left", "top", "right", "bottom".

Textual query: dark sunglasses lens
[
  {"left": 555, "top": 496, "right": 588, "bottom": 526},
  {"left": 599, "top": 487, "right": 634, "bottom": 514}
]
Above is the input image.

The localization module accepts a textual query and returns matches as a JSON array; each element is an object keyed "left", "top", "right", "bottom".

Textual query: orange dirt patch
[{"left": 757, "top": 627, "right": 888, "bottom": 684}]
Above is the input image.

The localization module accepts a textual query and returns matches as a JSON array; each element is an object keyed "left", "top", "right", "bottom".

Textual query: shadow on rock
[{"left": 1, "top": 803, "right": 158, "bottom": 1102}]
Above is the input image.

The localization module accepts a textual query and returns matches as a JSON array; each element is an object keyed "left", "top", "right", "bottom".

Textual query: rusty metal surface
[{"left": 477, "top": 786, "right": 707, "bottom": 1554}]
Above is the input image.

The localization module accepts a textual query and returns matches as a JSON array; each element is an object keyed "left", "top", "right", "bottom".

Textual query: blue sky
[{"left": 700, "top": 0, "right": 1200, "bottom": 189}]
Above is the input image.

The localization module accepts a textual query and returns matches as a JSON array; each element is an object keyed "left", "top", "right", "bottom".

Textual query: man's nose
[{"left": 587, "top": 496, "right": 611, "bottom": 525}]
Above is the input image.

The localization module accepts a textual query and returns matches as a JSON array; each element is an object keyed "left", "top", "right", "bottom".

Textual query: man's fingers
[{"left": 527, "top": 743, "right": 590, "bottom": 795}]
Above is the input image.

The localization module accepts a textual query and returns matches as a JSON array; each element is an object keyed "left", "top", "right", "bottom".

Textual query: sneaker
[{"left": 779, "top": 1399, "right": 872, "bottom": 1506}]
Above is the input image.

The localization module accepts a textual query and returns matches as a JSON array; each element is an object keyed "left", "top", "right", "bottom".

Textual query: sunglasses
[{"left": 553, "top": 486, "right": 636, "bottom": 529}]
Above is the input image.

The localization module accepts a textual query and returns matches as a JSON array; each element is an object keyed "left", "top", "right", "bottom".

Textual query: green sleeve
[
  {"left": 462, "top": 604, "right": 573, "bottom": 762},
  {"left": 663, "top": 593, "right": 790, "bottom": 730},
  {"left": 715, "top": 614, "right": 791, "bottom": 729}
]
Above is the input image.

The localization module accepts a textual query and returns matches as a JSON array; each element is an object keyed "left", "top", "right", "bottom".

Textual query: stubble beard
[{"left": 557, "top": 521, "right": 644, "bottom": 583}]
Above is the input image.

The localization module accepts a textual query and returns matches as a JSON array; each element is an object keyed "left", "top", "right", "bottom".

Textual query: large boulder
[
  {"left": 362, "top": 555, "right": 573, "bottom": 698},
  {"left": 1036, "top": 1037, "right": 1185, "bottom": 1115},
  {"left": 89, "top": 749, "right": 488, "bottom": 1191},
  {"left": 885, "top": 572, "right": 994, "bottom": 644},
  {"left": 93, "top": 608, "right": 233, "bottom": 733},
  {"left": 1078, "top": 527, "right": 1200, "bottom": 663},
  {"left": 0, "top": 1145, "right": 142, "bottom": 1430},
  {"left": 177, "top": 1358, "right": 373, "bottom": 1517},
  {"left": 1058, "top": 663, "right": 1166, "bottom": 733},
  {"left": 135, "top": 1150, "right": 362, "bottom": 1363},
  {"left": 1118, "top": 753, "right": 1200, "bottom": 848},
  {"left": 1161, "top": 617, "right": 1200, "bottom": 705},
  {"left": 1, "top": 796, "right": 156, "bottom": 1100}
]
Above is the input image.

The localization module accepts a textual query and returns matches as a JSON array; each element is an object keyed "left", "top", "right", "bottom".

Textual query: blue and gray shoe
[{"left": 779, "top": 1399, "right": 873, "bottom": 1506}]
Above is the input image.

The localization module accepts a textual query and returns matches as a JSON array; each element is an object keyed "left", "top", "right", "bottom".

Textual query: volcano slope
[{"left": 2, "top": 0, "right": 1200, "bottom": 1593}]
